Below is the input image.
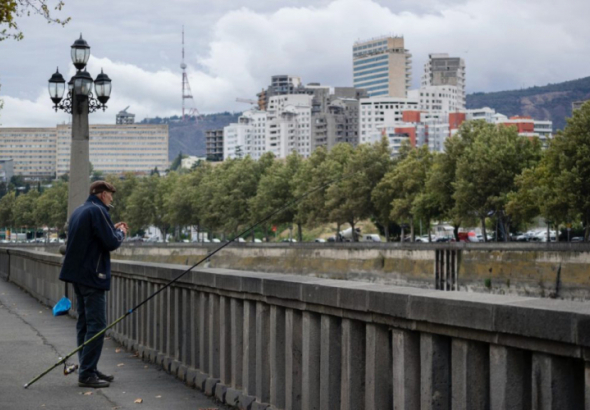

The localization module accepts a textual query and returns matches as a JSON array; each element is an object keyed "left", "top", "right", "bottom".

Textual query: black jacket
[{"left": 59, "top": 195, "right": 125, "bottom": 290}]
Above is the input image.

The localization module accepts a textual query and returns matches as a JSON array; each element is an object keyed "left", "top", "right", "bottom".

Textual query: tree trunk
[
  {"left": 453, "top": 225, "right": 459, "bottom": 242},
  {"left": 400, "top": 226, "right": 405, "bottom": 242},
  {"left": 350, "top": 221, "right": 357, "bottom": 242},
  {"left": 297, "top": 223, "right": 303, "bottom": 243},
  {"left": 265, "top": 225, "right": 269, "bottom": 243},
  {"left": 427, "top": 219, "right": 432, "bottom": 242},
  {"left": 547, "top": 223, "right": 551, "bottom": 243},
  {"left": 584, "top": 220, "right": 590, "bottom": 242},
  {"left": 336, "top": 223, "right": 340, "bottom": 242},
  {"left": 410, "top": 217, "right": 415, "bottom": 242},
  {"left": 384, "top": 222, "right": 390, "bottom": 243},
  {"left": 481, "top": 217, "right": 487, "bottom": 243}
]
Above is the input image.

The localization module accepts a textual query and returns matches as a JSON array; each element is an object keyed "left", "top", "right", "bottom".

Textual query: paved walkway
[{"left": 0, "top": 278, "right": 226, "bottom": 410}]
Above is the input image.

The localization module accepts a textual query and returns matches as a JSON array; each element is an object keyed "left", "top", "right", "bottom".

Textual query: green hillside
[
  {"left": 141, "top": 112, "right": 241, "bottom": 161},
  {"left": 466, "top": 76, "right": 590, "bottom": 131}
]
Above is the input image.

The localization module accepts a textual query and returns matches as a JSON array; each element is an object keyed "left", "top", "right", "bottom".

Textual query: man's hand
[{"left": 115, "top": 222, "right": 128, "bottom": 237}]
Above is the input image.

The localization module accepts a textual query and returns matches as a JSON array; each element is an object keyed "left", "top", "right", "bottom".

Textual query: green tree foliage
[
  {"left": 33, "top": 181, "right": 67, "bottom": 229},
  {"left": 327, "top": 139, "right": 391, "bottom": 241},
  {"left": 250, "top": 153, "right": 302, "bottom": 240},
  {"left": 0, "top": 0, "right": 70, "bottom": 41},
  {"left": 14, "top": 189, "right": 39, "bottom": 227},
  {"left": 105, "top": 173, "right": 139, "bottom": 226},
  {"left": 0, "top": 190, "right": 16, "bottom": 227},
  {"left": 381, "top": 145, "right": 434, "bottom": 241},
  {"left": 454, "top": 122, "right": 541, "bottom": 241}
]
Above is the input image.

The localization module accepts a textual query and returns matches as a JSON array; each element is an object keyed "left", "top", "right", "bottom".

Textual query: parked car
[
  {"left": 254, "top": 238, "right": 262, "bottom": 243},
  {"left": 212, "top": 238, "right": 221, "bottom": 243},
  {"left": 314, "top": 238, "right": 326, "bottom": 243},
  {"left": 360, "top": 234, "right": 382, "bottom": 242},
  {"left": 571, "top": 237, "right": 584, "bottom": 242},
  {"left": 125, "top": 235, "right": 144, "bottom": 243}
]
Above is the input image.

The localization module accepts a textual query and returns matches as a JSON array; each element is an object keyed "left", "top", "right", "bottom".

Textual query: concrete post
[
  {"left": 208, "top": 293, "right": 221, "bottom": 378},
  {"left": 302, "top": 311, "right": 321, "bottom": 410},
  {"left": 452, "top": 339, "right": 489, "bottom": 410},
  {"left": 173, "top": 287, "right": 182, "bottom": 360},
  {"left": 585, "top": 361, "right": 590, "bottom": 410},
  {"left": 365, "top": 324, "right": 392, "bottom": 410},
  {"left": 421, "top": 333, "right": 451, "bottom": 410},
  {"left": 392, "top": 328, "right": 420, "bottom": 410},
  {"left": 320, "top": 315, "right": 341, "bottom": 410},
  {"left": 199, "top": 292, "right": 209, "bottom": 373},
  {"left": 270, "top": 305, "right": 286, "bottom": 408},
  {"left": 166, "top": 286, "right": 174, "bottom": 359},
  {"left": 256, "top": 301, "right": 271, "bottom": 404},
  {"left": 67, "top": 93, "right": 90, "bottom": 219},
  {"left": 190, "top": 289, "right": 200, "bottom": 369},
  {"left": 340, "top": 319, "right": 365, "bottom": 410},
  {"left": 243, "top": 300, "right": 257, "bottom": 396},
  {"left": 230, "top": 298, "right": 244, "bottom": 389},
  {"left": 489, "top": 345, "right": 531, "bottom": 410},
  {"left": 219, "top": 296, "right": 232, "bottom": 384},
  {"left": 532, "top": 353, "right": 584, "bottom": 410},
  {"left": 285, "top": 309, "right": 303, "bottom": 410}
]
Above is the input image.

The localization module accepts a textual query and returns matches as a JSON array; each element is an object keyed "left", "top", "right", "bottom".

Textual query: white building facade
[
  {"left": 358, "top": 96, "right": 419, "bottom": 145},
  {"left": 421, "top": 53, "right": 466, "bottom": 110}
]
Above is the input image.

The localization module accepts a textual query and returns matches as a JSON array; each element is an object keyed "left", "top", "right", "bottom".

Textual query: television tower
[{"left": 181, "top": 26, "right": 199, "bottom": 121}]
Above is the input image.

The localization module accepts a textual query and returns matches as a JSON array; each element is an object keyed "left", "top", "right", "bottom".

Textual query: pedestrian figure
[{"left": 59, "top": 180, "right": 128, "bottom": 388}]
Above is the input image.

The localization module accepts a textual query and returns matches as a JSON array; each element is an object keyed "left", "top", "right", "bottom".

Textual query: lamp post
[{"left": 48, "top": 34, "right": 112, "bottom": 219}]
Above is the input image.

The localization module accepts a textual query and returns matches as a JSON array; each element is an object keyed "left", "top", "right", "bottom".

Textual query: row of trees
[{"left": 1, "top": 102, "right": 589, "bottom": 242}]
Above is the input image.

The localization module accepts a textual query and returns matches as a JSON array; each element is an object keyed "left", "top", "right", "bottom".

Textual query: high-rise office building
[
  {"left": 352, "top": 36, "right": 412, "bottom": 98},
  {"left": 422, "top": 53, "right": 466, "bottom": 109}
]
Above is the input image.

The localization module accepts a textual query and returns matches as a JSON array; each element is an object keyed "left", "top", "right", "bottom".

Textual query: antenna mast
[{"left": 181, "top": 26, "right": 199, "bottom": 121}]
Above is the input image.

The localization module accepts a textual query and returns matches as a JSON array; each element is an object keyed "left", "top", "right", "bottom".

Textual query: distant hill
[
  {"left": 141, "top": 112, "right": 241, "bottom": 161},
  {"left": 466, "top": 76, "right": 590, "bottom": 131}
]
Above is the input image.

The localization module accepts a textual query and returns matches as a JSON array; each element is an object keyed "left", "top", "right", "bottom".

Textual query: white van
[{"left": 361, "top": 234, "right": 382, "bottom": 242}]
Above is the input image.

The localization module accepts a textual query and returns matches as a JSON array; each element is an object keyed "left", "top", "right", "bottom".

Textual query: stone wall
[
  {"left": 2, "top": 247, "right": 590, "bottom": 409},
  {"left": 108, "top": 242, "right": 590, "bottom": 300}
]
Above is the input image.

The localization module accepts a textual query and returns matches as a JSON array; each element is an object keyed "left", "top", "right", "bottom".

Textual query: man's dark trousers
[{"left": 74, "top": 283, "right": 107, "bottom": 379}]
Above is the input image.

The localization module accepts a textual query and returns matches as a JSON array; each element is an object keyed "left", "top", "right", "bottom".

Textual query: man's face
[{"left": 99, "top": 191, "right": 113, "bottom": 207}]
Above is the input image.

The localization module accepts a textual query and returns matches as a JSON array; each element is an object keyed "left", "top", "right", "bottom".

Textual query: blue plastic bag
[{"left": 53, "top": 296, "right": 71, "bottom": 316}]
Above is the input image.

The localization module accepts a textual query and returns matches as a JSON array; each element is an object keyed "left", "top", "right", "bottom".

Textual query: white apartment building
[
  {"left": 422, "top": 53, "right": 466, "bottom": 109},
  {"left": 353, "top": 36, "right": 412, "bottom": 98},
  {"left": 358, "top": 96, "right": 419, "bottom": 144},
  {"left": 223, "top": 95, "right": 313, "bottom": 161},
  {"left": 267, "top": 94, "right": 313, "bottom": 158},
  {"left": 56, "top": 124, "right": 168, "bottom": 176},
  {"left": 408, "top": 85, "right": 462, "bottom": 115},
  {"left": 0, "top": 128, "right": 57, "bottom": 178}
]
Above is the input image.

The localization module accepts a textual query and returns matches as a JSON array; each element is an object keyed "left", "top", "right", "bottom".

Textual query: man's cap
[{"left": 89, "top": 180, "right": 116, "bottom": 195}]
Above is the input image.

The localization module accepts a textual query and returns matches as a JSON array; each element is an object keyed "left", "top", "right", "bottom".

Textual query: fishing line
[{"left": 24, "top": 172, "right": 347, "bottom": 389}]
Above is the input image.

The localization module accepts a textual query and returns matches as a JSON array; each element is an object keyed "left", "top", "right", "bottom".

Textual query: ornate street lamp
[{"left": 47, "top": 35, "right": 113, "bottom": 219}]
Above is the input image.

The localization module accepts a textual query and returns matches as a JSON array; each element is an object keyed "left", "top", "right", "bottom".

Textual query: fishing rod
[{"left": 24, "top": 173, "right": 346, "bottom": 389}]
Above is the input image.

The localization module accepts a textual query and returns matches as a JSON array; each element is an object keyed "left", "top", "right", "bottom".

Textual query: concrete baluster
[
  {"left": 421, "top": 333, "right": 451, "bottom": 410},
  {"left": 270, "top": 305, "right": 286, "bottom": 408},
  {"left": 242, "top": 300, "right": 257, "bottom": 396},
  {"left": 198, "top": 292, "right": 209, "bottom": 374},
  {"left": 489, "top": 345, "right": 531, "bottom": 410},
  {"left": 285, "top": 309, "right": 303, "bottom": 410},
  {"left": 340, "top": 318, "right": 366, "bottom": 410},
  {"left": 451, "top": 339, "right": 489, "bottom": 410},
  {"left": 230, "top": 298, "right": 244, "bottom": 389},
  {"left": 320, "top": 315, "right": 341, "bottom": 410},
  {"left": 256, "top": 301, "right": 271, "bottom": 404},
  {"left": 208, "top": 293, "right": 220, "bottom": 378},
  {"left": 365, "top": 323, "right": 392, "bottom": 410},
  {"left": 532, "top": 353, "right": 584, "bottom": 410},
  {"left": 219, "top": 296, "right": 232, "bottom": 385},
  {"left": 392, "top": 328, "right": 420, "bottom": 410},
  {"left": 302, "top": 311, "right": 321, "bottom": 410}
]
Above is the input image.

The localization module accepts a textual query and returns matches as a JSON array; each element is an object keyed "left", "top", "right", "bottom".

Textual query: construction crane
[
  {"left": 181, "top": 26, "right": 201, "bottom": 122},
  {"left": 236, "top": 98, "right": 258, "bottom": 106}
]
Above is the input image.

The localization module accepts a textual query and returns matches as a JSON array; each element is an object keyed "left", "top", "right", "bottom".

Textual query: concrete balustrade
[{"left": 3, "top": 247, "right": 590, "bottom": 409}]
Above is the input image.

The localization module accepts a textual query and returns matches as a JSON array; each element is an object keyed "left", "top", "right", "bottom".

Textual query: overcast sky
[{"left": 0, "top": 0, "right": 588, "bottom": 127}]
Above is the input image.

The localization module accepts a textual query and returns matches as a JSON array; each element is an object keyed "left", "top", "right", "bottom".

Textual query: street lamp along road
[
  {"left": 47, "top": 34, "right": 112, "bottom": 221},
  {"left": 48, "top": 34, "right": 112, "bottom": 114}
]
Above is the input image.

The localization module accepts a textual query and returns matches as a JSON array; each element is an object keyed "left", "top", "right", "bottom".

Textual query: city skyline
[{"left": 0, "top": 0, "right": 588, "bottom": 127}]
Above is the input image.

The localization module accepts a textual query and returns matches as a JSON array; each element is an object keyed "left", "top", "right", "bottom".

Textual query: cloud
[{"left": 2, "top": 0, "right": 590, "bottom": 127}]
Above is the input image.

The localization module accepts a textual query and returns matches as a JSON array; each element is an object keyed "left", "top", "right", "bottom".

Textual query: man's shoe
[
  {"left": 95, "top": 370, "right": 114, "bottom": 382},
  {"left": 78, "top": 375, "right": 110, "bottom": 388}
]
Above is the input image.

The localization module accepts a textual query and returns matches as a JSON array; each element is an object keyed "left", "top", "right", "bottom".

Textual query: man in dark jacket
[{"left": 60, "top": 180, "right": 128, "bottom": 388}]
